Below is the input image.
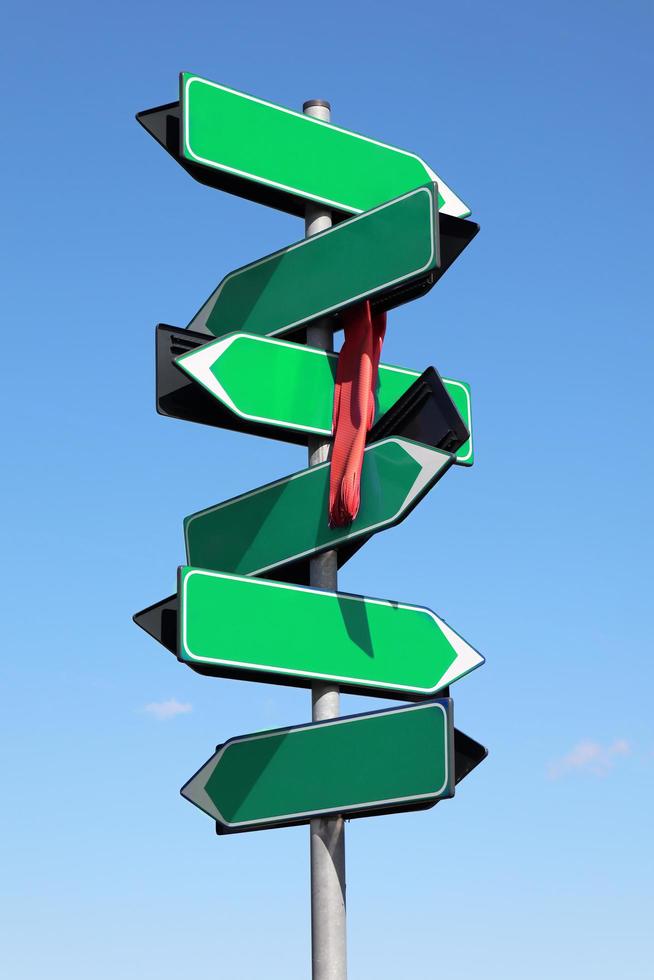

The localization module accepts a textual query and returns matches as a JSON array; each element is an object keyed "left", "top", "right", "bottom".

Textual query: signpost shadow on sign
[{"left": 337, "top": 592, "right": 375, "bottom": 659}]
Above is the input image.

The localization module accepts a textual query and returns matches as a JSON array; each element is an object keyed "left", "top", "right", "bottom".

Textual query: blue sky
[{"left": 2, "top": 1, "right": 652, "bottom": 977}]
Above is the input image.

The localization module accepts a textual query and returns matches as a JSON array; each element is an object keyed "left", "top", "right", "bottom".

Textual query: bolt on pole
[{"left": 303, "top": 98, "right": 347, "bottom": 980}]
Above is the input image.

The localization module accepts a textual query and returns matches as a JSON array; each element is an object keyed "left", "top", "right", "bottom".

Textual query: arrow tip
[
  {"left": 180, "top": 750, "right": 223, "bottom": 822},
  {"left": 435, "top": 615, "right": 485, "bottom": 687}
]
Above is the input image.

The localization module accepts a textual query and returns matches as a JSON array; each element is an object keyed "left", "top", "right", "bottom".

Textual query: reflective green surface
[
  {"left": 181, "top": 73, "right": 470, "bottom": 218},
  {"left": 195, "top": 186, "right": 438, "bottom": 340},
  {"left": 179, "top": 568, "right": 483, "bottom": 696},
  {"left": 182, "top": 702, "right": 454, "bottom": 829},
  {"left": 184, "top": 438, "right": 453, "bottom": 576}
]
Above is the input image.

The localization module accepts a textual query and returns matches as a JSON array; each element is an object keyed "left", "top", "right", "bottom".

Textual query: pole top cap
[{"left": 303, "top": 99, "right": 331, "bottom": 112}]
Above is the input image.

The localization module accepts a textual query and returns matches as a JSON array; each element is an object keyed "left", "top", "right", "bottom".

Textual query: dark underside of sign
[
  {"left": 136, "top": 101, "right": 318, "bottom": 219},
  {"left": 367, "top": 365, "right": 468, "bottom": 455}
]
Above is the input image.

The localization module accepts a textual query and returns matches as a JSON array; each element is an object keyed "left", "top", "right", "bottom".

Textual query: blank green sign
[
  {"left": 183, "top": 702, "right": 454, "bottom": 830},
  {"left": 193, "top": 185, "right": 438, "bottom": 340},
  {"left": 179, "top": 568, "right": 483, "bottom": 697},
  {"left": 184, "top": 437, "right": 453, "bottom": 577},
  {"left": 181, "top": 73, "right": 470, "bottom": 218}
]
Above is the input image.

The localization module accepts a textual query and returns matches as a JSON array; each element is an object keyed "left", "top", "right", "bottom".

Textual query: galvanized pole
[{"left": 303, "top": 98, "right": 347, "bottom": 980}]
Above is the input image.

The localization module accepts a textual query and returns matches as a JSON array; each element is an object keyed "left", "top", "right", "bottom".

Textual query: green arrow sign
[
  {"left": 181, "top": 702, "right": 455, "bottom": 832},
  {"left": 188, "top": 185, "right": 440, "bottom": 340},
  {"left": 184, "top": 437, "right": 453, "bottom": 577},
  {"left": 175, "top": 332, "right": 474, "bottom": 465},
  {"left": 178, "top": 567, "right": 484, "bottom": 698},
  {"left": 180, "top": 73, "right": 469, "bottom": 219}
]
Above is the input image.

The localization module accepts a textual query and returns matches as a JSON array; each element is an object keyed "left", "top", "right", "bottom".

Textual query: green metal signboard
[
  {"left": 188, "top": 185, "right": 440, "bottom": 340},
  {"left": 178, "top": 567, "right": 484, "bottom": 698},
  {"left": 175, "top": 332, "right": 474, "bottom": 465},
  {"left": 180, "top": 73, "right": 469, "bottom": 219},
  {"left": 181, "top": 702, "right": 455, "bottom": 832},
  {"left": 184, "top": 437, "right": 453, "bottom": 577}
]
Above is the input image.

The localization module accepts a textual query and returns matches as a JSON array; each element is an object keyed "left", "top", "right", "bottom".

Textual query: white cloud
[
  {"left": 144, "top": 699, "right": 193, "bottom": 721},
  {"left": 548, "top": 738, "right": 630, "bottom": 779}
]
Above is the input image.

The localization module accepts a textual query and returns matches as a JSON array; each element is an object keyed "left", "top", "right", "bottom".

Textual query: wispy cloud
[
  {"left": 547, "top": 739, "right": 630, "bottom": 779},
  {"left": 144, "top": 699, "right": 193, "bottom": 721}
]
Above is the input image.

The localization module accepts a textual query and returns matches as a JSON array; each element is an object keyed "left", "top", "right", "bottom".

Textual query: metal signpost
[
  {"left": 300, "top": 101, "right": 347, "bottom": 978},
  {"left": 134, "top": 75, "right": 486, "bottom": 980}
]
